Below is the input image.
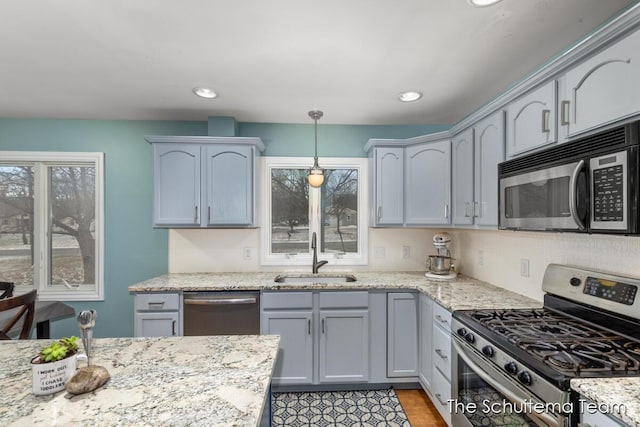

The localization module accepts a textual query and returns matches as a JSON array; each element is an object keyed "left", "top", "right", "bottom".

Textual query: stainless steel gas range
[{"left": 451, "top": 264, "right": 640, "bottom": 427}]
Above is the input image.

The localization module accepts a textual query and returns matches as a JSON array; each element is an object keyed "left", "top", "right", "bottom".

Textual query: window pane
[
  {"left": 49, "top": 166, "right": 95, "bottom": 286},
  {"left": 0, "top": 166, "right": 35, "bottom": 285},
  {"left": 271, "top": 169, "right": 309, "bottom": 254},
  {"left": 322, "top": 169, "right": 358, "bottom": 253}
]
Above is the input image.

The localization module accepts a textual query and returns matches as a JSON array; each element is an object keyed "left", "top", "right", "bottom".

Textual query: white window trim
[
  {"left": 0, "top": 151, "right": 104, "bottom": 301},
  {"left": 260, "top": 156, "right": 368, "bottom": 267}
]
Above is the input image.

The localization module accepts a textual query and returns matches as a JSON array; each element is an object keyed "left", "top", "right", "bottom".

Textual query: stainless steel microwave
[{"left": 498, "top": 121, "right": 640, "bottom": 234}]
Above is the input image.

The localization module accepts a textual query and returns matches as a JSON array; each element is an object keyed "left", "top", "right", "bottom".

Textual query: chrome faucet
[{"left": 311, "top": 232, "right": 328, "bottom": 273}]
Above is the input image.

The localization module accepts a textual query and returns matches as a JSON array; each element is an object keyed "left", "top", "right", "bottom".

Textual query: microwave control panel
[
  {"left": 590, "top": 150, "right": 627, "bottom": 229},
  {"left": 583, "top": 276, "right": 637, "bottom": 305}
]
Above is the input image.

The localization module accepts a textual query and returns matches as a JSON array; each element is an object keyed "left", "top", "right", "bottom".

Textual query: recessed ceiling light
[
  {"left": 398, "top": 91, "right": 423, "bottom": 102},
  {"left": 192, "top": 87, "right": 218, "bottom": 99},
  {"left": 468, "top": 0, "right": 503, "bottom": 7}
]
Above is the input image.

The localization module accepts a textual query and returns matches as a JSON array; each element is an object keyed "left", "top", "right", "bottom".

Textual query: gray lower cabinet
[
  {"left": 430, "top": 302, "right": 453, "bottom": 426},
  {"left": 261, "top": 290, "right": 369, "bottom": 386},
  {"left": 579, "top": 399, "right": 626, "bottom": 427},
  {"left": 387, "top": 292, "right": 419, "bottom": 378},
  {"left": 134, "top": 292, "right": 181, "bottom": 337},
  {"left": 418, "top": 293, "right": 433, "bottom": 389}
]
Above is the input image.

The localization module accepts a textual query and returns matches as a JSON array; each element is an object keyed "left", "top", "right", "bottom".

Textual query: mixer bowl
[{"left": 427, "top": 255, "right": 453, "bottom": 275}]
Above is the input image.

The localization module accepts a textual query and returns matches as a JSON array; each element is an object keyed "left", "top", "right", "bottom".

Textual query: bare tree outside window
[
  {"left": 271, "top": 169, "right": 309, "bottom": 253},
  {"left": 322, "top": 169, "right": 358, "bottom": 253}
]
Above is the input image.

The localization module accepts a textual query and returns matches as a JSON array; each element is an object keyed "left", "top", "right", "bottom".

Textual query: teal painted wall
[{"left": 0, "top": 117, "right": 450, "bottom": 338}]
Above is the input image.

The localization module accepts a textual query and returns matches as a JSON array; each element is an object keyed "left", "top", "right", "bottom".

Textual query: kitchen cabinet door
[
  {"left": 474, "top": 110, "right": 505, "bottom": 227},
  {"left": 387, "top": 293, "right": 419, "bottom": 378},
  {"left": 418, "top": 294, "right": 433, "bottom": 390},
  {"left": 405, "top": 140, "right": 452, "bottom": 225},
  {"left": 373, "top": 147, "right": 404, "bottom": 225},
  {"left": 561, "top": 28, "right": 640, "bottom": 138},
  {"left": 452, "top": 129, "right": 474, "bottom": 225},
  {"left": 203, "top": 145, "right": 254, "bottom": 226},
  {"left": 506, "top": 80, "right": 557, "bottom": 157},
  {"left": 319, "top": 309, "right": 369, "bottom": 383},
  {"left": 152, "top": 143, "right": 201, "bottom": 226},
  {"left": 580, "top": 400, "right": 626, "bottom": 426},
  {"left": 261, "top": 311, "right": 314, "bottom": 385},
  {"left": 135, "top": 312, "right": 179, "bottom": 337}
]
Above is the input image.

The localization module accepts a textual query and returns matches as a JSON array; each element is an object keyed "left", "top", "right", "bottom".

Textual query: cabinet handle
[
  {"left": 148, "top": 301, "right": 165, "bottom": 308},
  {"left": 308, "top": 319, "right": 311, "bottom": 335},
  {"left": 444, "top": 204, "right": 449, "bottom": 219},
  {"left": 473, "top": 201, "right": 480, "bottom": 218},
  {"left": 541, "top": 109, "right": 550, "bottom": 133},
  {"left": 435, "top": 315, "right": 449, "bottom": 326},
  {"left": 195, "top": 206, "right": 198, "bottom": 223},
  {"left": 377, "top": 206, "right": 382, "bottom": 221},
  {"left": 172, "top": 320, "right": 176, "bottom": 336},
  {"left": 435, "top": 349, "right": 448, "bottom": 360},
  {"left": 464, "top": 202, "right": 470, "bottom": 218},
  {"left": 560, "top": 100, "right": 570, "bottom": 126},
  {"left": 434, "top": 393, "right": 447, "bottom": 406},
  {"left": 322, "top": 318, "right": 325, "bottom": 334},
  {"left": 208, "top": 206, "right": 211, "bottom": 223}
]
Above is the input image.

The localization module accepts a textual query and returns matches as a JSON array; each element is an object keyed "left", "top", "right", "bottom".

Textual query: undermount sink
[{"left": 274, "top": 274, "right": 357, "bottom": 284}]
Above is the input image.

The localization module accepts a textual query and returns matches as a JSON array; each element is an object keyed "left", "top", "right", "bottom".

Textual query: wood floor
[{"left": 396, "top": 389, "right": 448, "bottom": 427}]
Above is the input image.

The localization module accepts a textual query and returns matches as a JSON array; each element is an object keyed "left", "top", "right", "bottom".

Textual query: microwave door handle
[
  {"left": 569, "top": 159, "right": 586, "bottom": 230},
  {"left": 453, "top": 339, "right": 563, "bottom": 427}
]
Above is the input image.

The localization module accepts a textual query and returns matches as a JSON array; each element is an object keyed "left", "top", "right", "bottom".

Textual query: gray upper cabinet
[
  {"left": 560, "top": 28, "right": 640, "bottom": 138},
  {"left": 147, "top": 136, "right": 264, "bottom": 228},
  {"left": 204, "top": 145, "right": 253, "bottom": 226},
  {"left": 371, "top": 146, "right": 404, "bottom": 226},
  {"left": 452, "top": 129, "right": 474, "bottom": 225},
  {"left": 153, "top": 144, "right": 201, "bottom": 226},
  {"left": 473, "top": 111, "right": 505, "bottom": 227},
  {"left": 405, "top": 139, "right": 451, "bottom": 225},
  {"left": 506, "top": 80, "right": 557, "bottom": 158}
]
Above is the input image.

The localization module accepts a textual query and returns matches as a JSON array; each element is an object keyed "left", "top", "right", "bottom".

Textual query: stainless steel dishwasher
[{"left": 183, "top": 291, "right": 260, "bottom": 336}]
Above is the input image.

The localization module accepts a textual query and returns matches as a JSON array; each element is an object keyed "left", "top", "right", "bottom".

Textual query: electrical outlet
[
  {"left": 520, "top": 258, "right": 530, "bottom": 277},
  {"left": 243, "top": 247, "right": 252, "bottom": 260},
  {"left": 478, "top": 250, "right": 484, "bottom": 266},
  {"left": 401, "top": 245, "right": 410, "bottom": 259},
  {"left": 374, "top": 247, "right": 386, "bottom": 258}
]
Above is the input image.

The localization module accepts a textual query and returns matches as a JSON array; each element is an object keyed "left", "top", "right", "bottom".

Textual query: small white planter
[{"left": 31, "top": 353, "right": 88, "bottom": 395}]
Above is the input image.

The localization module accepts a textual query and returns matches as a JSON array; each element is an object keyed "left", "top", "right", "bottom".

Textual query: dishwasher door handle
[{"left": 184, "top": 297, "right": 257, "bottom": 305}]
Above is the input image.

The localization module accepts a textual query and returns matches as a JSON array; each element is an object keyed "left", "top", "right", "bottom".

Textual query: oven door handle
[
  {"left": 453, "top": 339, "right": 563, "bottom": 427},
  {"left": 569, "top": 159, "right": 586, "bottom": 231}
]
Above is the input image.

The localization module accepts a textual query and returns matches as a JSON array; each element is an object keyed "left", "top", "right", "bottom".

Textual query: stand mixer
[{"left": 425, "top": 232, "right": 457, "bottom": 279}]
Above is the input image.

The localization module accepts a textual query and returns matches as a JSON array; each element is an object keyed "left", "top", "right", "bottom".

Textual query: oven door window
[{"left": 458, "top": 357, "right": 539, "bottom": 426}]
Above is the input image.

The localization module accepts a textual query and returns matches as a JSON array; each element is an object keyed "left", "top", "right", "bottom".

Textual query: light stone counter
[
  {"left": 0, "top": 335, "right": 279, "bottom": 427},
  {"left": 571, "top": 378, "right": 640, "bottom": 427},
  {"left": 128, "top": 271, "right": 542, "bottom": 311}
]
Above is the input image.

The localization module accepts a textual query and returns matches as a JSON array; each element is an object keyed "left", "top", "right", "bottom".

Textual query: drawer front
[
  {"left": 432, "top": 302, "right": 452, "bottom": 332},
  {"left": 319, "top": 291, "right": 368, "bottom": 309},
  {"left": 262, "top": 291, "right": 313, "bottom": 309},
  {"left": 431, "top": 366, "right": 452, "bottom": 426},
  {"left": 432, "top": 324, "right": 452, "bottom": 381},
  {"left": 135, "top": 293, "right": 180, "bottom": 311}
]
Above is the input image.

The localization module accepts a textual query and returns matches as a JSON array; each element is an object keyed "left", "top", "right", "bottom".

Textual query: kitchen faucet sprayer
[{"left": 311, "top": 232, "right": 328, "bottom": 273}]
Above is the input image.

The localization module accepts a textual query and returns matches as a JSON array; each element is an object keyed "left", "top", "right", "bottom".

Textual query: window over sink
[
  {"left": 0, "top": 151, "right": 104, "bottom": 301},
  {"left": 261, "top": 157, "right": 368, "bottom": 266}
]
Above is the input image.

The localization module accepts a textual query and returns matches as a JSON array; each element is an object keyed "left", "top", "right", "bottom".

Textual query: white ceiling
[{"left": 1, "top": 0, "right": 637, "bottom": 125}]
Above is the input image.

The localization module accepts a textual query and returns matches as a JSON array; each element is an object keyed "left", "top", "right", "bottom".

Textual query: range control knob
[
  {"left": 570, "top": 277, "right": 582, "bottom": 287},
  {"left": 482, "top": 345, "right": 495, "bottom": 357},
  {"left": 456, "top": 328, "right": 467, "bottom": 337},
  {"left": 518, "top": 371, "right": 533, "bottom": 385},
  {"left": 504, "top": 361, "right": 518, "bottom": 375},
  {"left": 464, "top": 332, "right": 475, "bottom": 343}
]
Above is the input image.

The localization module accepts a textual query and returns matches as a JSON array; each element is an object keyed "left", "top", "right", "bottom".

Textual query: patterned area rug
[{"left": 272, "top": 389, "right": 411, "bottom": 427}]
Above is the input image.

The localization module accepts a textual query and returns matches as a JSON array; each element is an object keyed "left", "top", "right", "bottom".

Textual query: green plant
[{"left": 38, "top": 336, "right": 79, "bottom": 363}]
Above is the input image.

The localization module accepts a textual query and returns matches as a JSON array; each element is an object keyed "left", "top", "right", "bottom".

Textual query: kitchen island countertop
[
  {"left": 128, "top": 271, "right": 542, "bottom": 311},
  {"left": 0, "top": 335, "right": 279, "bottom": 427},
  {"left": 571, "top": 377, "right": 640, "bottom": 427}
]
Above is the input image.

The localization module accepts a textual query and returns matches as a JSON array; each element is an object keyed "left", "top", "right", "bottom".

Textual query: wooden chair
[
  {"left": 0, "top": 289, "right": 37, "bottom": 340},
  {"left": 0, "top": 282, "right": 15, "bottom": 299}
]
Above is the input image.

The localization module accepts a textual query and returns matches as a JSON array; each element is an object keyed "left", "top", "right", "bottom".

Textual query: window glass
[
  {"left": 321, "top": 169, "right": 358, "bottom": 254},
  {"left": 49, "top": 166, "right": 96, "bottom": 287},
  {"left": 0, "top": 166, "right": 35, "bottom": 286},
  {"left": 271, "top": 168, "right": 309, "bottom": 254}
]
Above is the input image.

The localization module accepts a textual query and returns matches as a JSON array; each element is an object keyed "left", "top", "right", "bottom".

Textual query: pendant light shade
[{"left": 308, "top": 110, "right": 325, "bottom": 188}]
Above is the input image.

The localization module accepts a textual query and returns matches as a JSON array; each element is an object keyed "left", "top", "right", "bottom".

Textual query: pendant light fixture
[{"left": 307, "top": 110, "right": 325, "bottom": 188}]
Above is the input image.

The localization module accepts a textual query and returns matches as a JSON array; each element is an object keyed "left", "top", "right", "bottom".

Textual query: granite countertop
[
  {"left": 0, "top": 335, "right": 279, "bottom": 427},
  {"left": 128, "top": 271, "right": 542, "bottom": 311},
  {"left": 571, "top": 378, "right": 640, "bottom": 426}
]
